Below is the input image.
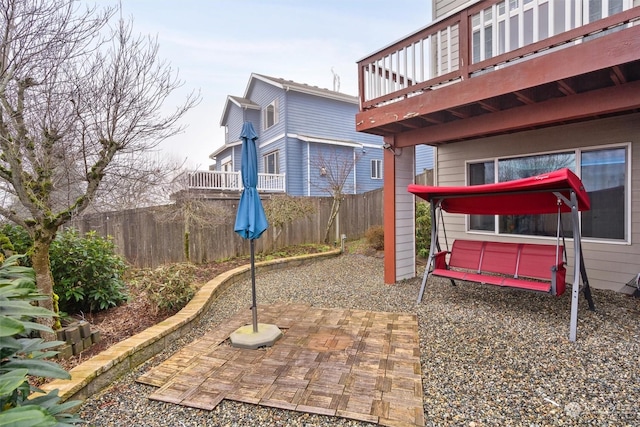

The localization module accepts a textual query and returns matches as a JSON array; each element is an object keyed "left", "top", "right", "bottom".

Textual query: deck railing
[
  {"left": 358, "top": 0, "right": 639, "bottom": 109},
  {"left": 178, "top": 170, "right": 286, "bottom": 192}
]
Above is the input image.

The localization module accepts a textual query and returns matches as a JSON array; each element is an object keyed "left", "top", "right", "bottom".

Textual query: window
[
  {"left": 264, "top": 151, "right": 279, "bottom": 174},
  {"left": 263, "top": 99, "right": 278, "bottom": 130},
  {"left": 371, "top": 159, "right": 382, "bottom": 179},
  {"left": 468, "top": 145, "right": 628, "bottom": 241},
  {"left": 580, "top": 148, "right": 626, "bottom": 239}
]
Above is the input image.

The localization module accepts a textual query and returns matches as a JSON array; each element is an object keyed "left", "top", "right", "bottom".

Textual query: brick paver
[{"left": 137, "top": 303, "right": 424, "bottom": 427}]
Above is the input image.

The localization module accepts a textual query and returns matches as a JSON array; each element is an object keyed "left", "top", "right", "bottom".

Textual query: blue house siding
[
  {"left": 246, "top": 80, "right": 286, "bottom": 140},
  {"left": 283, "top": 137, "right": 304, "bottom": 195},
  {"left": 356, "top": 148, "right": 385, "bottom": 192},
  {"left": 415, "top": 145, "right": 434, "bottom": 173},
  {"left": 286, "top": 91, "right": 380, "bottom": 146},
  {"left": 216, "top": 74, "right": 390, "bottom": 196}
]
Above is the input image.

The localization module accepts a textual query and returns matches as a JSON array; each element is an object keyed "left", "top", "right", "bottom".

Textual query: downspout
[
  {"left": 283, "top": 86, "right": 289, "bottom": 194},
  {"left": 353, "top": 149, "right": 357, "bottom": 194},
  {"left": 307, "top": 142, "right": 311, "bottom": 196}
]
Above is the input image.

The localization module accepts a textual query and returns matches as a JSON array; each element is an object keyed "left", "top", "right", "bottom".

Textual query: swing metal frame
[{"left": 410, "top": 169, "right": 595, "bottom": 342}]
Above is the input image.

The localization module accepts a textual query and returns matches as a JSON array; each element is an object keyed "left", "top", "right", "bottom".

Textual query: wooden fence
[
  {"left": 68, "top": 170, "right": 433, "bottom": 269},
  {"left": 68, "top": 189, "right": 385, "bottom": 268}
]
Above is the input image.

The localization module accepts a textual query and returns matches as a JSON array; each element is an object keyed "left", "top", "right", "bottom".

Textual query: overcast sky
[{"left": 98, "top": 0, "right": 433, "bottom": 169}]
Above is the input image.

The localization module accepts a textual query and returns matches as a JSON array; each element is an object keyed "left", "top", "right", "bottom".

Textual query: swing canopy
[
  {"left": 408, "top": 168, "right": 590, "bottom": 214},
  {"left": 408, "top": 167, "right": 595, "bottom": 342}
]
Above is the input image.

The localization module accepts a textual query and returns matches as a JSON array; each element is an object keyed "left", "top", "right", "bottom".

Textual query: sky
[{"left": 97, "top": 0, "right": 433, "bottom": 169}]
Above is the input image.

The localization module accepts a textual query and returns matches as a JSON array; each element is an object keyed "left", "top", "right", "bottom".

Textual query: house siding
[
  {"left": 286, "top": 136, "right": 306, "bottom": 195},
  {"left": 435, "top": 0, "right": 468, "bottom": 19},
  {"left": 219, "top": 75, "right": 386, "bottom": 196},
  {"left": 415, "top": 145, "right": 435, "bottom": 173},
  {"left": 246, "top": 80, "right": 286, "bottom": 139},
  {"left": 224, "top": 104, "right": 244, "bottom": 146},
  {"left": 434, "top": 113, "right": 640, "bottom": 291},
  {"left": 396, "top": 146, "right": 416, "bottom": 280},
  {"left": 357, "top": 148, "right": 386, "bottom": 193}
]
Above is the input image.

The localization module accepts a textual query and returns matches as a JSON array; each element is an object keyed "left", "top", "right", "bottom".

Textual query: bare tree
[
  {"left": 155, "top": 189, "right": 231, "bottom": 262},
  {"left": 263, "top": 194, "right": 316, "bottom": 251},
  {"left": 0, "top": 0, "right": 199, "bottom": 323},
  {"left": 79, "top": 152, "right": 186, "bottom": 214},
  {"left": 310, "top": 146, "right": 361, "bottom": 243}
]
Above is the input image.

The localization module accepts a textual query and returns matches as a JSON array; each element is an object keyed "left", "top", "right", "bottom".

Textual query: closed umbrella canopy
[
  {"left": 234, "top": 122, "right": 268, "bottom": 240},
  {"left": 233, "top": 122, "right": 269, "bottom": 337}
]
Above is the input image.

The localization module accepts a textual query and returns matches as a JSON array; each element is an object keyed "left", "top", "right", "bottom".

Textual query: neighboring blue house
[
  {"left": 210, "top": 73, "right": 433, "bottom": 197},
  {"left": 415, "top": 147, "right": 434, "bottom": 175}
]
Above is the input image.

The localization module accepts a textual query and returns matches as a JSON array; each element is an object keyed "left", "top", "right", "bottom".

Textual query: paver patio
[{"left": 137, "top": 302, "right": 424, "bottom": 426}]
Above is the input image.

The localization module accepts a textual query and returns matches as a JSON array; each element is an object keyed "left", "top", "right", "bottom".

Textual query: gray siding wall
[
  {"left": 396, "top": 146, "right": 417, "bottom": 281},
  {"left": 435, "top": 0, "right": 469, "bottom": 19},
  {"left": 434, "top": 113, "right": 640, "bottom": 291}
]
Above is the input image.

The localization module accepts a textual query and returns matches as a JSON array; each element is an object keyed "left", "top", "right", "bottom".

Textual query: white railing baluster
[
  {"left": 447, "top": 25, "right": 452, "bottom": 72},
  {"left": 549, "top": 0, "right": 555, "bottom": 37},
  {"left": 396, "top": 50, "right": 401, "bottom": 91},
  {"left": 183, "top": 171, "right": 285, "bottom": 192}
]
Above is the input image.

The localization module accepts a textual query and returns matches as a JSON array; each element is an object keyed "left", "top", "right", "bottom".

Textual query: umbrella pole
[{"left": 250, "top": 239, "right": 258, "bottom": 333}]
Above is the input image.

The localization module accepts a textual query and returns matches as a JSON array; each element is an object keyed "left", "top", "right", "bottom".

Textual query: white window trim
[
  {"left": 263, "top": 99, "right": 279, "bottom": 131},
  {"left": 371, "top": 159, "right": 383, "bottom": 179},
  {"left": 463, "top": 142, "right": 631, "bottom": 245},
  {"left": 264, "top": 150, "right": 279, "bottom": 175}
]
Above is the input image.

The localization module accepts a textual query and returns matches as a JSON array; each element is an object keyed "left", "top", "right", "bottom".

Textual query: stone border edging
[{"left": 39, "top": 249, "right": 342, "bottom": 403}]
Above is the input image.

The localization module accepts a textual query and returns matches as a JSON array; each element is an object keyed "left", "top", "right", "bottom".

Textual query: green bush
[
  {"left": 416, "top": 201, "right": 432, "bottom": 258},
  {"left": 50, "top": 229, "right": 128, "bottom": 313},
  {"left": 0, "top": 223, "right": 32, "bottom": 265},
  {"left": 130, "top": 263, "right": 197, "bottom": 314},
  {"left": 0, "top": 255, "right": 83, "bottom": 425},
  {"left": 365, "top": 225, "right": 384, "bottom": 251}
]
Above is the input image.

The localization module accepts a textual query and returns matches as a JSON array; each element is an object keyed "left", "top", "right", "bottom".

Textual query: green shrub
[
  {"left": 0, "top": 255, "right": 83, "bottom": 425},
  {"left": 416, "top": 201, "right": 432, "bottom": 258},
  {"left": 50, "top": 229, "right": 128, "bottom": 313},
  {"left": 0, "top": 223, "right": 33, "bottom": 265},
  {"left": 131, "top": 263, "right": 197, "bottom": 314},
  {"left": 365, "top": 225, "right": 384, "bottom": 251}
]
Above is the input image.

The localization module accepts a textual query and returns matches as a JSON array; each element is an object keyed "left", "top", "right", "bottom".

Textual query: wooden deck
[{"left": 137, "top": 303, "right": 424, "bottom": 426}]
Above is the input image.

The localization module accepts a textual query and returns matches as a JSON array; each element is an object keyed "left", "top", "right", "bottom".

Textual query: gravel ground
[{"left": 79, "top": 253, "right": 640, "bottom": 426}]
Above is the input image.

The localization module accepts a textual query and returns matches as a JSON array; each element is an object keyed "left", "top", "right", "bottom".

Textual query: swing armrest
[{"left": 433, "top": 251, "right": 450, "bottom": 270}]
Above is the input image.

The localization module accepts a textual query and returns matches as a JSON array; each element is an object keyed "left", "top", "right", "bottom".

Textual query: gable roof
[
  {"left": 247, "top": 73, "right": 358, "bottom": 104},
  {"left": 220, "top": 95, "right": 261, "bottom": 126}
]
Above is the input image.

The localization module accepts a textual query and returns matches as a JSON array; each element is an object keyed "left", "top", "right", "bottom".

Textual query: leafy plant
[
  {"left": 50, "top": 229, "right": 128, "bottom": 313},
  {"left": 364, "top": 225, "right": 384, "bottom": 251},
  {"left": 131, "top": 263, "right": 197, "bottom": 314},
  {"left": 0, "top": 255, "right": 83, "bottom": 425},
  {"left": 0, "top": 223, "right": 33, "bottom": 265},
  {"left": 416, "top": 201, "right": 432, "bottom": 258}
]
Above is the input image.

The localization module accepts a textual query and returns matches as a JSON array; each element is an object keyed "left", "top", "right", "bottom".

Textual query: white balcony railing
[
  {"left": 358, "top": 0, "right": 638, "bottom": 108},
  {"left": 179, "top": 170, "right": 286, "bottom": 192}
]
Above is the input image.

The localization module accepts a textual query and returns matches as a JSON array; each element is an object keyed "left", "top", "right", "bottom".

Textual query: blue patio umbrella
[{"left": 234, "top": 122, "right": 268, "bottom": 333}]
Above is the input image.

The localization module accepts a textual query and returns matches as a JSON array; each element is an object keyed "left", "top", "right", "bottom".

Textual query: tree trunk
[
  {"left": 31, "top": 231, "right": 58, "bottom": 337},
  {"left": 323, "top": 196, "right": 341, "bottom": 244}
]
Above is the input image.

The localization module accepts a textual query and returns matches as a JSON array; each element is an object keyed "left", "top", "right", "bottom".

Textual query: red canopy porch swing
[{"left": 408, "top": 168, "right": 595, "bottom": 342}]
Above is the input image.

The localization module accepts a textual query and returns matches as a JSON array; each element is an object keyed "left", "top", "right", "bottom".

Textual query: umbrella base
[{"left": 229, "top": 323, "right": 283, "bottom": 350}]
